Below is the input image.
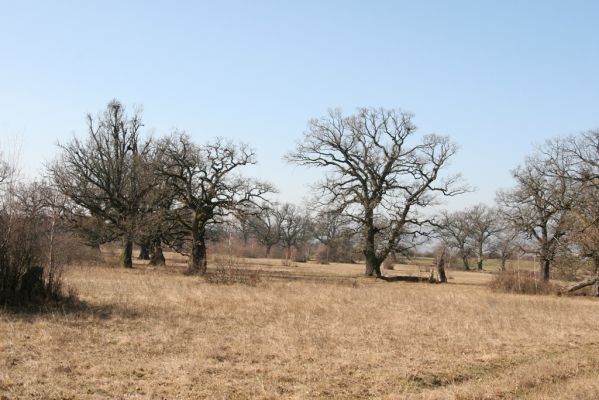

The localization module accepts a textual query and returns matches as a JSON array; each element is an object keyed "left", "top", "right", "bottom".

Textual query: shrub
[
  {"left": 0, "top": 180, "right": 74, "bottom": 307},
  {"left": 488, "top": 270, "right": 558, "bottom": 295},
  {"left": 205, "top": 257, "right": 261, "bottom": 286},
  {"left": 0, "top": 213, "right": 71, "bottom": 306}
]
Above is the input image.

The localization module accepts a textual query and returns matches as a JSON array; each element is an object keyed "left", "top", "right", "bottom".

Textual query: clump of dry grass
[{"left": 488, "top": 269, "right": 558, "bottom": 295}]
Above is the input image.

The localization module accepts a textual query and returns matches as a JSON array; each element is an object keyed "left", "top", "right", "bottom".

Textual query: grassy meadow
[{"left": 1, "top": 253, "right": 599, "bottom": 399}]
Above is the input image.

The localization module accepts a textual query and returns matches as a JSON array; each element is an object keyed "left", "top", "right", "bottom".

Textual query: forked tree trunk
[
  {"left": 120, "top": 239, "right": 133, "bottom": 269},
  {"left": 149, "top": 240, "right": 165, "bottom": 266}
]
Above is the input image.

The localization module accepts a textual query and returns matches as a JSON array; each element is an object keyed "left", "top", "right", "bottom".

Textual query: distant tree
[
  {"left": 491, "top": 223, "right": 520, "bottom": 271},
  {"left": 497, "top": 144, "right": 576, "bottom": 281},
  {"left": 287, "top": 108, "right": 465, "bottom": 277},
  {"left": 156, "top": 133, "right": 272, "bottom": 274},
  {"left": 248, "top": 203, "right": 282, "bottom": 258},
  {"left": 467, "top": 204, "right": 501, "bottom": 271},
  {"left": 277, "top": 203, "right": 310, "bottom": 260},
  {"left": 49, "top": 100, "right": 157, "bottom": 268},
  {"left": 434, "top": 210, "right": 473, "bottom": 270},
  {"left": 312, "top": 209, "right": 356, "bottom": 263}
]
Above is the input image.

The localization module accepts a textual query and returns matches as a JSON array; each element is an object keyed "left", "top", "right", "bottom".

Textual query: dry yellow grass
[{"left": 1, "top": 255, "right": 599, "bottom": 399}]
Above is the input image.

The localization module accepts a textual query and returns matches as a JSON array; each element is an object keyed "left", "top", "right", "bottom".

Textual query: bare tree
[
  {"left": 491, "top": 223, "right": 520, "bottom": 271},
  {"left": 247, "top": 203, "right": 282, "bottom": 258},
  {"left": 156, "top": 133, "right": 273, "bottom": 274},
  {"left": 554, "top": 131, "right": 599, "bottom": 294},
  {"left": 467, "top": 204, "right": 500, "bottom": 271},
  {"left": 434, "top": 210, "right": 473, "bottom": 270},
  {"left": 49, "top": 100, "right": 156, "bottom": 268},
  {"left": 277, "top": 203, "right": 310, "bottom": 260},
  {"left": 287, "top": 108, "right": 465, "bottom": 277},
  {"left": 497, "top": 144, "right": 576, "bottom": 281},
  {"left": 312, "top": 209, "right": 356, "bottom": 263}
]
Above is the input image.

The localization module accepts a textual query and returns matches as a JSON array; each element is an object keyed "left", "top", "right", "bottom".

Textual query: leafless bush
[
  {"left": 0, "top": 176, "right": 74, "bottom": 307},
  {"left": 488, "top": 270, "right": 558, "bottom": 295},
  {"left": 0, "top": 213, "right": 73, "bottom": 306},
  {"left": 551, "top": 254, "right": 590, "bottom": 282},
  {"left": 205, "top": 257, "right": 261, "bottom": 286}
]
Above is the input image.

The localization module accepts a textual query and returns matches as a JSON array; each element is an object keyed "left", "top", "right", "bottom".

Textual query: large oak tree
[
  {"left": 49, "top": 100, "right": 157, "bottom": 268},
  {"left": 156, "top": 133, "right": 272, "bottom": 274},
  {"left": 287, "top": 108, "right": 465, "bottom": 277}
]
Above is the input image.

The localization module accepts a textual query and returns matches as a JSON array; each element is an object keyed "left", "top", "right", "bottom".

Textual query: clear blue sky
[{"left": 1, "top": 1, "right": 599, "bottom": 209}]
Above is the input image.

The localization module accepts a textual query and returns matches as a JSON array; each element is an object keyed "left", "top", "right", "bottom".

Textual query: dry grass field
[{"left": 1, "top": 254, "right": 599, "bottom": 399}]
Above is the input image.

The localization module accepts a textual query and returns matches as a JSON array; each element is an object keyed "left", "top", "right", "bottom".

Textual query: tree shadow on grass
[
  {"left": 0, "top": 296, "right": 142, "bottom": 320},
  {"left": 379, "top": 275, "right": 427, "bottom": 283}
]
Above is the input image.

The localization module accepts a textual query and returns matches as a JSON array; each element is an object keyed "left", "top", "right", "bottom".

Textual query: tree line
[
  {"left": 2, "top": 100, "right": 599, "bottom": 304},
  {"left": 40, "top": 102, "right": 467, "bottom": 278},
  {"left": 433, "top": 132, "right": 599, "bottom": 294}
]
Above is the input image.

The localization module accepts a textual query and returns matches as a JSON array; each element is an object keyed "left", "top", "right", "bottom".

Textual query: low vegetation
[{"left": 1, "top": 255, "right": 598, "bottom": 399}]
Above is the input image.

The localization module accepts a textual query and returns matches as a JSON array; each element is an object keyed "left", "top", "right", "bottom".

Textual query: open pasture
[{"left": 1, "top": 255, "right": 598, "bottom": 399}]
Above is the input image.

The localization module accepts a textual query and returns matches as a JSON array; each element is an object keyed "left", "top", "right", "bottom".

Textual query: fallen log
[{"left": 564, "top": 277, "right": 599, "bottom": 295}]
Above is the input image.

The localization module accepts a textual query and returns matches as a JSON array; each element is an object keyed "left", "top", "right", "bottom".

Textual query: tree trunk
[
  {"left": 120, "top": 239, "right": 133, "bottom": 268},
  {"left": 365, "top": 254, "right": 382, "bottom": 277},
  {"left": 265, "top": 244, "right": 272, "bottom": 258},
  {"left": 363, "top": 219, "right": 381, "bottom": 277},
  {"left": 138, "top": 242, "right": 150, "bottom": 260},
  {"left": 500, "top": 256, "right": 507, "bottom": 271},
  {"left": 189, "top": 218, "right": 208, "bottom": 274},
  {"left": 437, "top": 250, "right": 447, "bottom": 283},
  {"left": 149, "top": 240, "right": 165, "bottom": 266},
  {"left": 541, "top": 258, "right": 550, "bottom": 281},
  {"left": 476, "top": 255, "right": 483, "bottom": 271},
  {"left": 566, "top": 277, "right": 599, "bottom": 294},
  {"left": 462, "top": 254, "right": 470, "bottom": 271}
]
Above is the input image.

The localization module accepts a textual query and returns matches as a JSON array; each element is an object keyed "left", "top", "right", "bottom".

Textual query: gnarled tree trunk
[
  {"left": 189, "top": 218, "right": 207, "bottom": 274},
  {"left": 120, "top": 239, "right": 133, "bottom": 269},
  {"left": 541, "top": 258, "right": 551, "bottom": 281},
  {"left": 365, "top": 253, "right": 382, "bottom": 277},
  {"left": 149, "top": 239, "right": 165, "bottom": 266}
]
